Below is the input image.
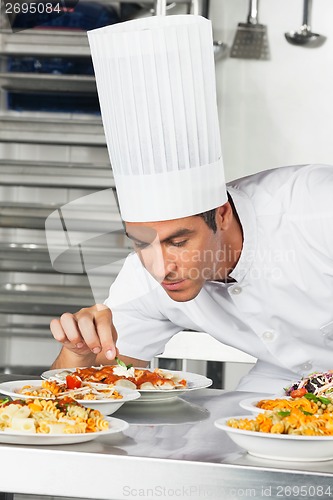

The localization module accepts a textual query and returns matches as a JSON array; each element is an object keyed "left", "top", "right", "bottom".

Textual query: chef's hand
[{"left": 50, "top": 304, "right": 118, "bottom": 367}]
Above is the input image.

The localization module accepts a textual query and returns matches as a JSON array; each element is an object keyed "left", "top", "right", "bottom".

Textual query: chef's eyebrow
[{"left": 126, "top": 228, "right": 195, "bottom": 245}]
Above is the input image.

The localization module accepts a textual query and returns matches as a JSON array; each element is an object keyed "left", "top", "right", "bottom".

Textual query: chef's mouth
[{"left": 161, "top": 279, "right": 187, "bottom": 291}]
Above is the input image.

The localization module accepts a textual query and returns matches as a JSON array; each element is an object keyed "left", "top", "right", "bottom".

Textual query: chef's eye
[{"left": 171, "top": 240, "right": 187, "bottom": 248}]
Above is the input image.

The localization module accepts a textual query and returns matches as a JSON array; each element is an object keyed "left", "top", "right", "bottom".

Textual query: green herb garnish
[
  {"left": 115, "top": 357, "right": 133, "bottom": 369},
  {"left": 304, "top": 393, "right": 319, "bottom": 402},
  {"left": 318, "top": 396, "right": 331, "bottom": 405},
  {"left": 277, "top": 410, "right": 291, "bottom": 417},
  {"left": 303, "top": 393, "right": 332, "bottom": 405},
  {"left": 300, "top": 408, "right": 313, "bottom": 416}
]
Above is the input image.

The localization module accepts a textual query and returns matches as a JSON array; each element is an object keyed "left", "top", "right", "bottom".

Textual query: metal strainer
[{"left": 230, "top": 0, "right": 270, "bottom": 60}]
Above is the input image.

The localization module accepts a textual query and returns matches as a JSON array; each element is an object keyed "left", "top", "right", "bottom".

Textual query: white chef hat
[{"left": 88, "top": 15, "right": 227, "bottom": 222}]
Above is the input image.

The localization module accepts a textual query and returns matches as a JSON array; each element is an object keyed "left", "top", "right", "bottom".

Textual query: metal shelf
[
  {"left": 0, "top": 241, "right": 129, "bottom": 273},
  {"left": 0, "top": 282, "right": 96, "bottom": 315},
  {"left": 0, "top": 29, "right": 91, "bottom": 57},
  {"left": 0, "top": 112, "right": 105, "bottom": 144},
  {"left": 0, "top": 72, "right": 96, "bottom": 93},
  {"left": 0, "top": 201, "right": 123, "bottom": 230},
  {"left": 0, "top": 322, "right": 58, "bottom": 338},
  {"left": 0, "top": 159, "right": 114, "bottom": 189}
]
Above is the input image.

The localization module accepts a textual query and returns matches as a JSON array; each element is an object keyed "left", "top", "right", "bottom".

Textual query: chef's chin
[{"left": 162, "top": 284, "right": 202, "bottom": 302}]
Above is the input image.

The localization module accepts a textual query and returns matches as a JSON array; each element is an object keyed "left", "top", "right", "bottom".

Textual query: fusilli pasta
[
  {"left": 0, "top": 397, "right": 110, "bottom": 435},
  {"left": 228, "top": 407, "right": 333, "bottom": 436}
]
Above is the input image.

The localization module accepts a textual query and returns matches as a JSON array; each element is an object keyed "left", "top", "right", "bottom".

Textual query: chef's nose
[
  {"left": 149, "top": 245, "right": 178, "bottom": 282},
  {"left": 162, "top": 248, "right": 178, "bottom": 277},
  {"left": 139, "top": 241, "right": 165, "bottom": 281}
]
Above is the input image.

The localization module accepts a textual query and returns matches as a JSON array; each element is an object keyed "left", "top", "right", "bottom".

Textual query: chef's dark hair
[
  {"left": 197, "top": 192, "right": 232, "bottom": 233},
  {"left": 197, "top": 208, "right": 217, "bottom": 232}
]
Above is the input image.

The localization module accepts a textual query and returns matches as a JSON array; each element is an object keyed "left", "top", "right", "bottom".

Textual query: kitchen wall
[{"left": 210, "top": 0, "right": 333, "bottom": 181}]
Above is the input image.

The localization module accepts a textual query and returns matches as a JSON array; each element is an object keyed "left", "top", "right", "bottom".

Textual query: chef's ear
[{"left": 216, "top": 202, "right": 233, "bottom": 231}]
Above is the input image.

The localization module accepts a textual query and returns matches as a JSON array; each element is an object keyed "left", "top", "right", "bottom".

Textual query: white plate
[
  {"left": 41, "top": 368, "right": 213, "bottom": 402},
  {"left": 0, "top": 416, "right": 128, "bottom": 446},
  {"left": 0, "top": 380, "right": 141, "bottom": 415},
  {"left": 239, "top": 394, "right": 289, "bottom": 414},
  {"left": 215, "top": 415, "right": 333, "bottom": 462}
]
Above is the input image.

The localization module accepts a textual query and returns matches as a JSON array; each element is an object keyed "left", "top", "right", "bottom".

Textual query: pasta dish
[
  {"left": 0, "top": 397, "right": 109, "bottom": 434},
  {"left": 227, "top": 408, "right": 333, "bottom": 436},
  {"left": 57, "top": 365, "right": 188, "bottom": 391},
  {"left": 256, "top": 394, "right": 333, "bottom": 414},
  {"left": 229, "top": 395, "right": 333, "bottom": 436},
  {"left": 17, "top": 379, "right": 123, "bottom": 401}
]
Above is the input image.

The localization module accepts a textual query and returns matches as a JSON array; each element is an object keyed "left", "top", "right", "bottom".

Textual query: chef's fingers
[
  {"left": 50, "top": 315, "right": 75, "bottom": 345},
  {"left": 72, "top": 307, "right": 104, "bottom": 355},
  {"left": 50, "top": 305, "right": 117, "bottom": 359},
  {"left": 94, "top": 307, "right": 118, "bottom": 360},
  {"left": 57, "top": 311, "right": 89, "bottom": 348}
]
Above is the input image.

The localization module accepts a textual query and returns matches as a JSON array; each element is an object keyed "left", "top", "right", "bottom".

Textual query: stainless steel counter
[{"left": 1, "top": 376, "right": 333, "bottom": 500}]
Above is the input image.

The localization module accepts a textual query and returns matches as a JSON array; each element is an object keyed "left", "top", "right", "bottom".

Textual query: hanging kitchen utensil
[
  {"left": 285, "top": 0, "right": 326, "bottom": 48},
  {"left": 230, "top": 0, "right": 269, "bottom": 60}
]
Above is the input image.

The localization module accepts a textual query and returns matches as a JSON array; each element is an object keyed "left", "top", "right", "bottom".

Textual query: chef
[{"left": 50, "top": 14, "right": 333, "bottom": 393}]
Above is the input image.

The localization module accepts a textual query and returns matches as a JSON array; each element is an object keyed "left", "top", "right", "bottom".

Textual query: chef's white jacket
[{"left": 105, "top": 164, "right": 333, "bottom": 392}]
